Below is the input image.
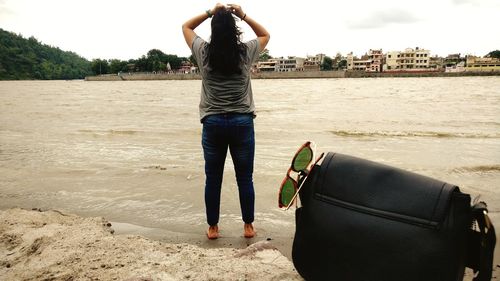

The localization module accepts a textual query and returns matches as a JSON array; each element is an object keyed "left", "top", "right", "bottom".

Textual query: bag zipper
[{"left": 315, "top": 193, "right": 441, "bottom": 230}]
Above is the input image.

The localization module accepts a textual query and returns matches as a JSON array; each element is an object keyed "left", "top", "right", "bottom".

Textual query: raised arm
[
  {"left": 182, "top": 3, "right": 225, "bottom": 49},
  {"left": 228, "top": 4, "right": 270, "bottom": 52}
]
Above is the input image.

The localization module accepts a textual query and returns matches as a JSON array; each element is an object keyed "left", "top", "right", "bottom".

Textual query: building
[
  {"left": 257, "top": 60, "right": 277, "bottom": 72},
  {"left": 443, "top": 53, "right": 464, "bottom": 69},
  {"left": 347, "top": 52, "right": 370, "bottom": 71},
  {"left": 445, "top": 54, "right": 461, "bottom": 62},
  {"left": 346, "top": 52, "right": 371, "bottom": 71},
  {"left": 352, "top": 59, "right": 370, "bottom": 71},
  {"left": 275, "top": 57, "right": 305, "bottom": 72},
  {"left": 304, "top": 60, "right": 320, "bottom": 71},
  {"left": 367, "top": 49, "right": 383, "bottom": 72},
  {"left": 445, "top": 61, "right": 465, "bottom": 73},
  {"left": 347, "top": 50, "right": 383, "bottom": 72},
  {"left": 465, "top": 56, "right": 500, "bottom": 72},
  {"left": 179, "top": 61, "right": 196, "bottom": 74},
  {"left": 429, "top": 56, "right": 444, "bottom": 71},
  {"left": 346, "top": 53, "right": 354, "bottom": 70},
  {"left": 385, "top": 51, "right": 399, "bottom": 71},
  {"left": 384, "top": 47, "right": 431, "bottom": 71},
  {"left": 257, "top": 57, "right": 305, "bottom": 72},
  {"left": 304, "top": 54, "right": 325, "bottom": 71},
  {"left": 306, "top": 54, "right": 326, "bottom": 65}
]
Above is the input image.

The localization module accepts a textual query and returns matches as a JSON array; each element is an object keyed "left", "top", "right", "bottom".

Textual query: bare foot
[
  {"left": 207, "top": 225, "right": 219, "bottom": 239},
  {"left": 244, "top": 223, "right": 255, "bottom": 238}
]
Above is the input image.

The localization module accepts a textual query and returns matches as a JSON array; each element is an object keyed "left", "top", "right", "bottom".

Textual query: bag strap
[{"left": 468, "top": 201, "right": 496, "bottom": 281}]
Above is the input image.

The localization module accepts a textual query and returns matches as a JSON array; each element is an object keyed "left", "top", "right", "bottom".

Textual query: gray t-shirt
[{"left": 191, "top": 36, "right": 260, "bottom": 121}]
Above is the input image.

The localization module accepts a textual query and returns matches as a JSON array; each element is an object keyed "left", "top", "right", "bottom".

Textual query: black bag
[{"left": 292, "top": 152, "right": 495, "bottom": 281}]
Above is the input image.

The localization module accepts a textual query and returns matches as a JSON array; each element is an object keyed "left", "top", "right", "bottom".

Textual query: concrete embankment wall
[
  {"left": 85, "top": 70, "right": 499, "bottom": 81},
  {"left": 85, "top": 71, "right": 346, "bottom": 81},
  {"left": 85, "top": 73, "right": 200, "bottom": 81},
  {"left": 345, "top": 71, "right": 500, "bottom": 78},
  {"left": 252, "top": 71, "right": 345, "bottom": 79}
]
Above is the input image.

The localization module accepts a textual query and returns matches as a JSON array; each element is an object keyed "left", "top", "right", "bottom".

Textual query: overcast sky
[{"left": 1, "top": 0, "right": 499, "bottom": 60}]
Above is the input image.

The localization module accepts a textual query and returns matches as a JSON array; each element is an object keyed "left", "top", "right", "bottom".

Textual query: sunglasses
[{"left": 278, "top": 142, "right": 324, "bottom": 210}]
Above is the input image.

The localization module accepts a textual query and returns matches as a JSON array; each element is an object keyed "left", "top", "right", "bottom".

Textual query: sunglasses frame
[
  {"left": 284, "top": 152, "right": 324, "bottom": 210},
  {"left": 290, "top": 141, "right": 313, "bottom": 172},
  {"left": 278, "top": 141, "right": 324, "bottom": 210},
  {"left": 278, "top": 167, "right": 299, "bottom": 209}
]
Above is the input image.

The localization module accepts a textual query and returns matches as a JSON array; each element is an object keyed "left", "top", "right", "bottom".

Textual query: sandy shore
[
  {"left": 1, "top": 208, "right": 498, "bottom": 281},
  {"left": 0, "top": 208, "right": 301, "bottom": 281}
]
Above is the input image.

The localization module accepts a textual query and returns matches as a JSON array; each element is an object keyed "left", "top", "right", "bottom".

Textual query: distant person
[{"left": 182, "top": 3, "right": 270, "bottom": 239}]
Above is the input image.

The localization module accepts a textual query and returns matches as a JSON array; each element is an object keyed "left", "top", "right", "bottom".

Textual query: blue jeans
[{"left": 202, "top": 113, "right": 255, "bottom": 226}]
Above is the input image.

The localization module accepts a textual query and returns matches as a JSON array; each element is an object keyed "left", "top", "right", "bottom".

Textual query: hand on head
[
  {"left": 227, "top": 4, "right": 245, "bottom": 19},
  {"left": 210, "top": 3, "right": 245, "bottom": 19},
  {"left": 210, "top": 3, "right": 226, "bottom": 15}
]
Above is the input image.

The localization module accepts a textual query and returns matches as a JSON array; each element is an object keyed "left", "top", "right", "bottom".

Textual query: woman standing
[{"left": 182, "top": 4, "right": 270, "bottom": 239}]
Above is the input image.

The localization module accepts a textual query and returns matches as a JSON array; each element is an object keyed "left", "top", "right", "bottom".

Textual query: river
[{"left": 0, "top": 77, "right": 499, "bottom": 252}]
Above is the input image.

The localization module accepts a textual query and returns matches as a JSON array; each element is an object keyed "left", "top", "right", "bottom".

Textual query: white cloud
[
  {"left": 451, "top": 0, "right": 480, "bottom": 5},
  {"left": 0, "top": 0, "right": 14, "bottom": 18},
  {"left": 0, "top": 0, "right": 499, "bottom": 59},
  {"left": 347, "top": 9, "right": 420, "bottom": 29}
]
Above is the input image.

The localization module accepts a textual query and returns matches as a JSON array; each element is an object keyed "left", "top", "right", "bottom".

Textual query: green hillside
[{"left": 0, "top": 28, "right": 91, "bottom": 80}]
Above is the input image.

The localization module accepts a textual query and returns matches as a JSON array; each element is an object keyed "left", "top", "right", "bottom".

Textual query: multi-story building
[
  {"left": 257, "top": 60, "right": 277, "bottom": 72},
  {"left": 306, "top": 54, "right": 326, "bottom": 65},
  {"left": 347, "top": 53, "right": 365, "bottom": 71},
  {"left": 347, "top": 50, "right": 383, "bottom": 72},
  {"left": 304, "top": 54, "right": 325, "bottom": 71},
  {"left": 352, "top": 60, "right": 371, "bottom": 71},
  {"left": 367, "top": 49, "right": 383, "bottom": 72},
  {"left": 304, "top": 60, "right": 320, "bottom": 71},
  {"left": 384, "top": 47, "right": 431, "bottom": 71},
  {"left": 275, "top": 57, "right": 305, "bottom": 72},
  {"left": 443, "top": 54, "right": 464, "bottom": 69},
  {"left": 465, "top": 56, "right": 500, "bottom": 72},
  {"left": 385, "top": 51, "right": 399, "bottom": 71},
  {"left": 257, "top": 57, "right": 305, "bottom": 72},
  {"left": 413, "top": 47, "right": 431, "bottom": 69},
  {"left": 429, "top": 56, "right": 444, "bottom": 71}
]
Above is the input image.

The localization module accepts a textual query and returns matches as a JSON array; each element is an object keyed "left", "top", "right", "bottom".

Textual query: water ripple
[{"left": 330, "top": 130, "right": 500, "bottom": 139}]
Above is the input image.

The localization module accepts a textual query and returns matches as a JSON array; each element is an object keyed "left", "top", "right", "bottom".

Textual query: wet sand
[
  {"left": 0, "top": 208, "right": 301, "bottom": 281},
  {"left": 111, "top": 219, "right": 295, "bottom": 261}
]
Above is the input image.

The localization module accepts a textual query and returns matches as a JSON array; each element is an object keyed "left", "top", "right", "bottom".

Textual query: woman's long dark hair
[{"left": 208, "top": 9, "right": 247, "bottom": 75}]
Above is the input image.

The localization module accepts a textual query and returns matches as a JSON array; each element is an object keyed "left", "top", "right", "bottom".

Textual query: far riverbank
[{"left": 85, "top": 70, "right": 500, "bottom": 81}]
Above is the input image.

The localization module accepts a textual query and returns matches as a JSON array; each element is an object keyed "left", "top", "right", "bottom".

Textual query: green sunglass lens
[
  {"left": 293, "top": 147, "right": 313, "bottom": 171},
  {"left": 280, "top": 178, "right": 296, "bottom": 207}
]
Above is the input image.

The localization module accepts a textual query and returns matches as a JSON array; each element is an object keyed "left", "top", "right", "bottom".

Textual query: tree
[
  {"left": 320, "top": 56, "right": 333, "bottom": 71},
  {"left": 0, "top": 28, "right": 91, "bottom": 80},
  {"left": 331, "top": 53, "right": 344, "bottom": 70},
  {"left": 109, "top": 59, "right": 128, "bottom": 74},
  {"left": 91, "top": 59, "right": 109, "bottom": 75},
  {"left": 147, "top": 49, "right": 164, "bottom": 72},
  {"left": 133, "top": 55, "right": 148, "bottom": 72},
  {"left": 259, "top": 49, "right": 272, "bottom": 61},
  {"left": 338, "top": 59, "right": 347, "bottom": 70},
  {"left": 128, "top": 49, "right": 186, "bottom": 72},
  {"left": 147, "top": 49, "right": 167, "bottom": 60},
  {"left": 486, "top": 50, "right": 500, "bottom": 59},
  {"left": 164, "top": 54, "right": 184, "bottom": 70}
]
